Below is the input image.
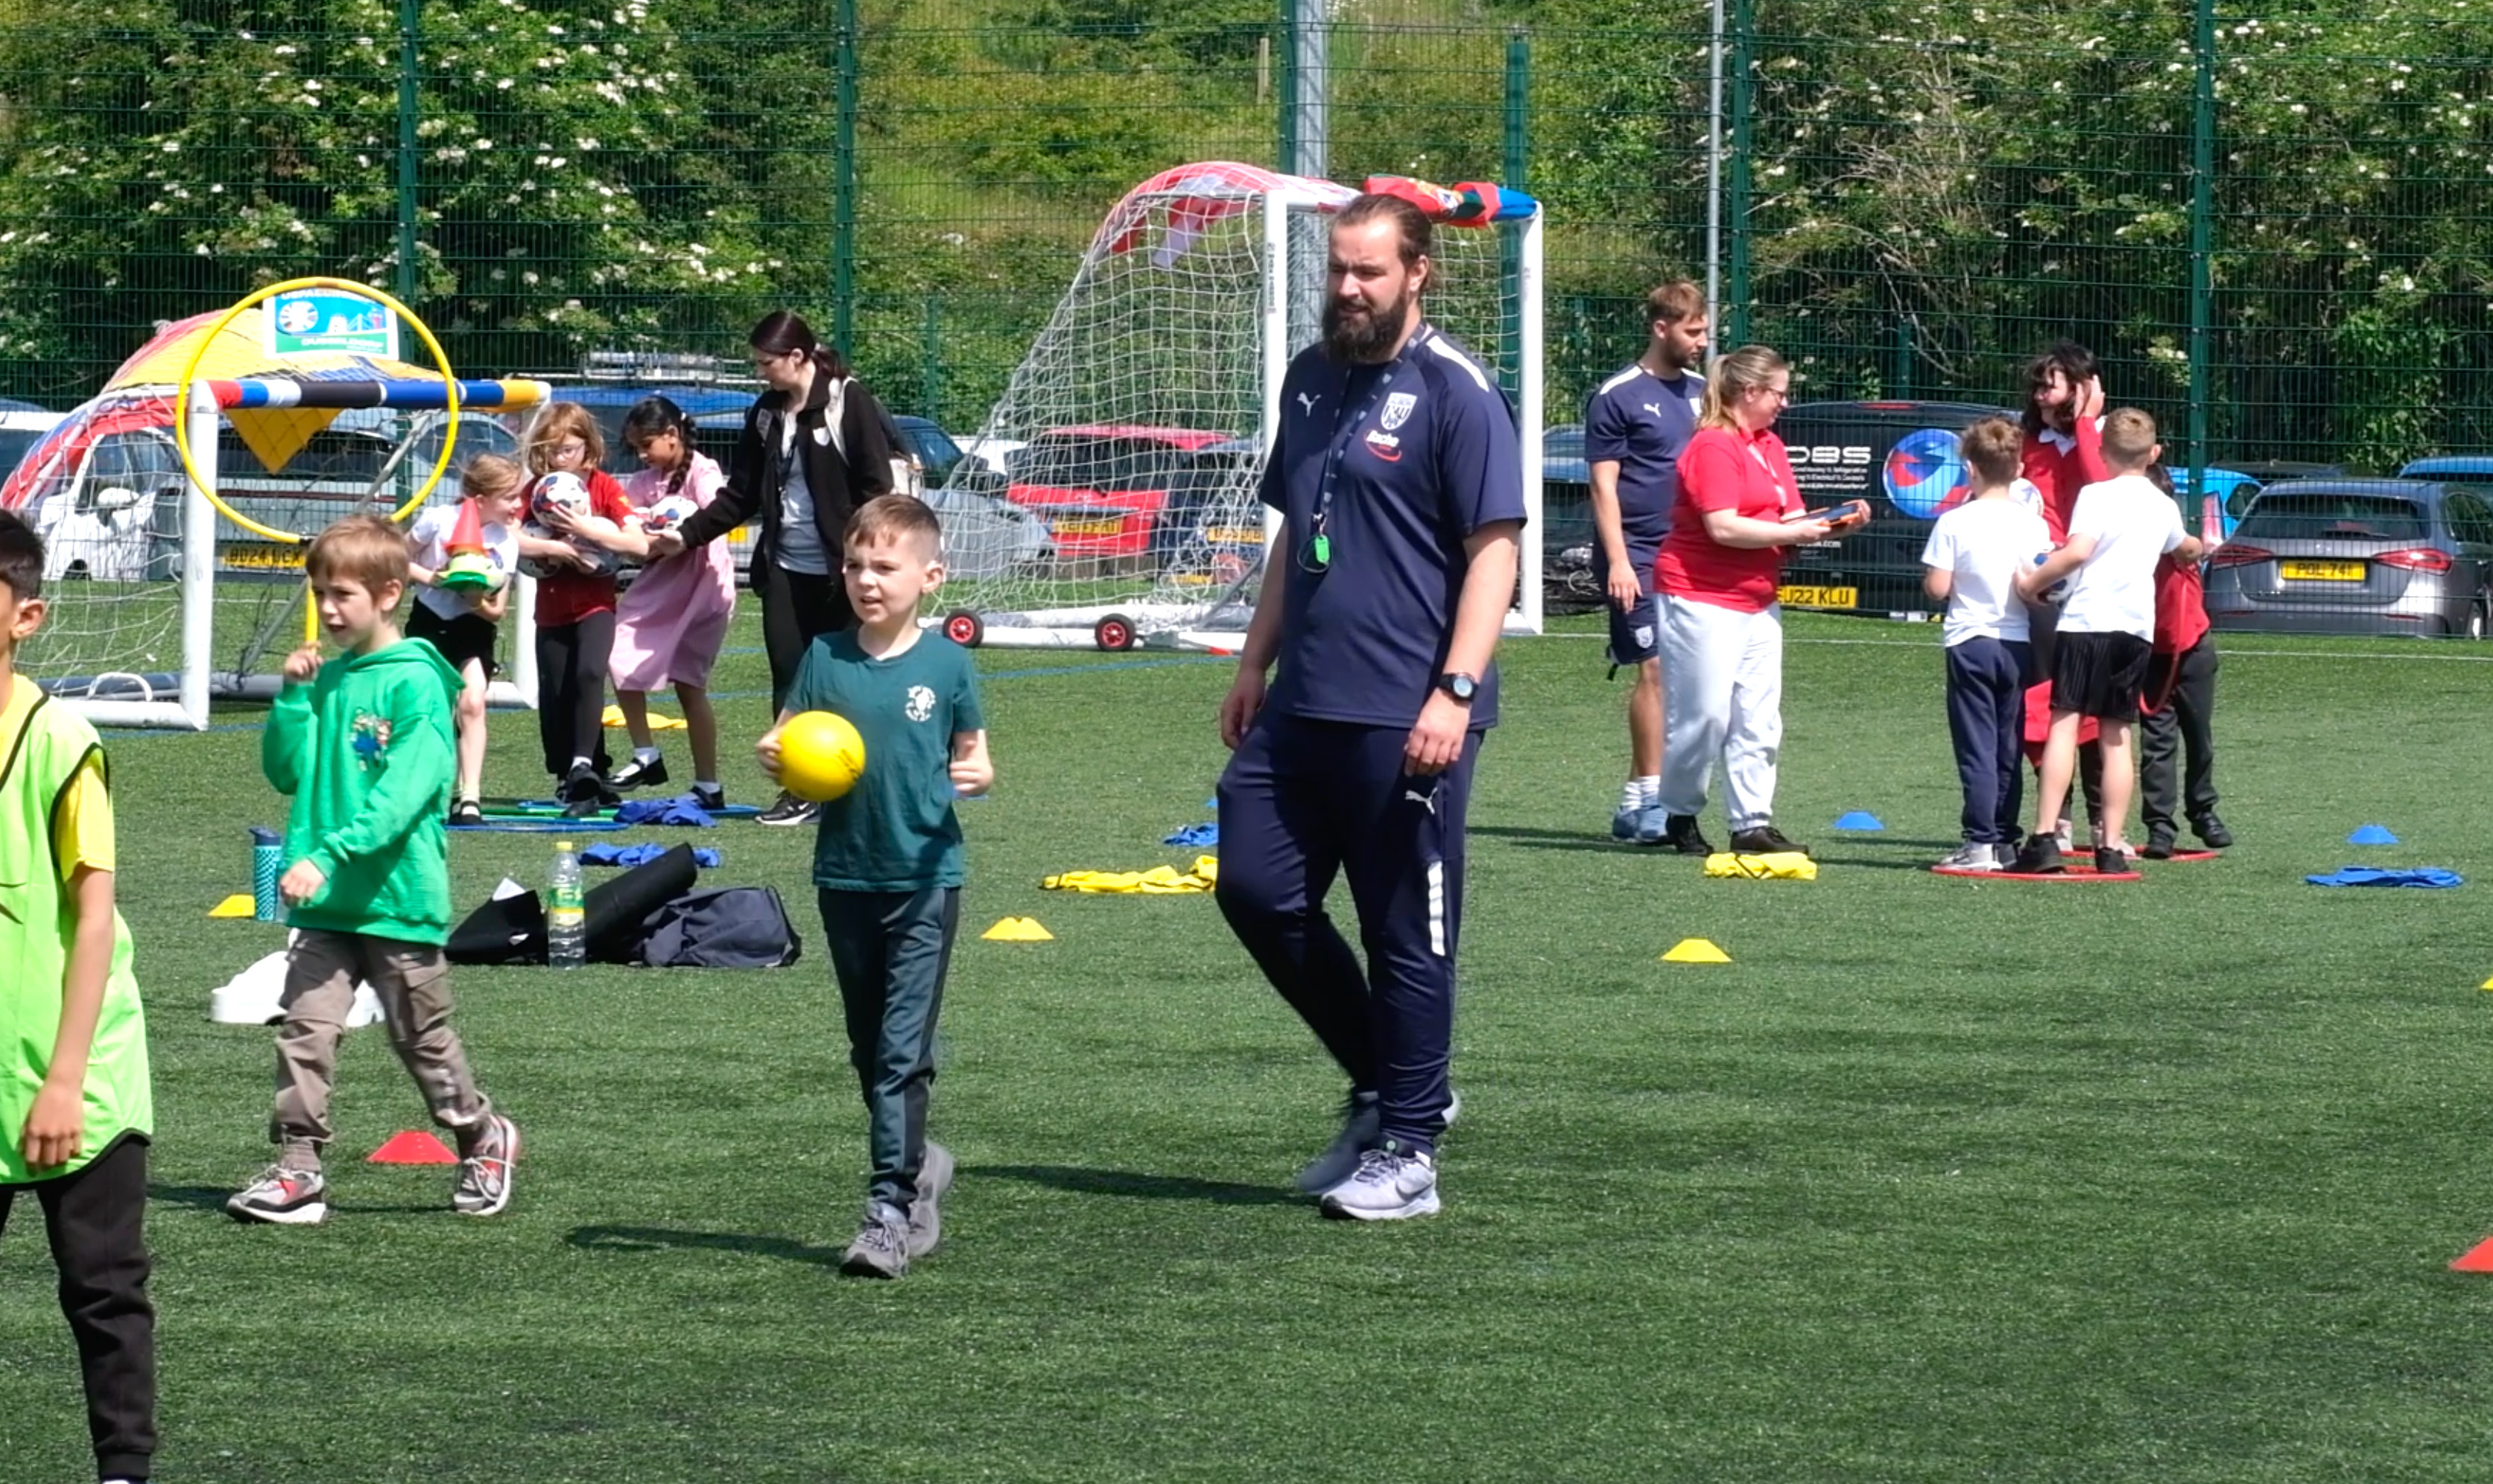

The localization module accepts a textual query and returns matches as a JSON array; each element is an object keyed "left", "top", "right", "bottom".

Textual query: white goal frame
[{"left": 944, "top": 172, "right": 1542, "bottom": 650}]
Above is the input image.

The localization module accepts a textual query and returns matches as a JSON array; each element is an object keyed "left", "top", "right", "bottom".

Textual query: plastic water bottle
[{"left": 548, "top": 840, "right": 586, "bottom": 969}]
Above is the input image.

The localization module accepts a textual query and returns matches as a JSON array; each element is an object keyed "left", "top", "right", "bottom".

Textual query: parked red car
[{"left": 1004, "top": 425, "right": 1237, "bottom": 567}]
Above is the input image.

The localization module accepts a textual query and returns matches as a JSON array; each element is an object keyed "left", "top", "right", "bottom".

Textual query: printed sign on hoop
[{"left": 265, "top": 288, "right": 400, "bottom": 360}]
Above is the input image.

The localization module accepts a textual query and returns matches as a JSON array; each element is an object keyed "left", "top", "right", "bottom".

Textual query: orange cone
[
  {"left": 2449, "top": 1235, "right": 2493, "bottom": 1272},
  {"left": 368, "top": 1130, "right": 457, "bottom": 1164}
]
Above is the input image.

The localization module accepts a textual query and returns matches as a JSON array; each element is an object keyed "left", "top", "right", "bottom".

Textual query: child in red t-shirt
[
  {"left": 2137, "top": 492, "right": 2228, "bottom": 857},
  {"left": 522, "top": 403, "right": 644, "bottom": 814}
]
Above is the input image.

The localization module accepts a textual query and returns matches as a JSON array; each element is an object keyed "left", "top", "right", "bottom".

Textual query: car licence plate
[
  {"left": 1776, "top": 584, "right": 1857, "bottom": 609},
  {"left": 2280, "top": 559, "right": 2365, "bottom": 581},
  {"left": 221, "top": 542, "right": 303, "bottom": 571},
  {"left": 1051, "top": 516, "right": 1126, "bottom": 536}
]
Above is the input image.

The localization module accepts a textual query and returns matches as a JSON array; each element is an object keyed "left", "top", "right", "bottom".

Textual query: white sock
[
  {"left": 633, "top": 746, "right": 660, "bottom": 765},
  {"left": 1619, "top": 779, "right": 1644, "bottom": 813},
  {"left": 1635, "top": 774, "right": 1660, "bottom": 808},
  {"left": 694, "top": 779, "right": 720, "bottom": 793},
  {"left": 571, "top": 755, "right": 593, "bottom": 772}
]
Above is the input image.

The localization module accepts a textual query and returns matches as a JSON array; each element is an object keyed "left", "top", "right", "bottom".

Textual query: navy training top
[
  {"left": 1583, "top": 361, "right": 1704, "bottom": 556},
  {"left": 1258, "top": 324, "right": 1528, "bottom": 730}
]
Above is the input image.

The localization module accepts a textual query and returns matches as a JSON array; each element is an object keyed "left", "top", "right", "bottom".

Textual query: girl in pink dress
[{"left": 608, "top": 396, "right": 738, "bottom": 808}]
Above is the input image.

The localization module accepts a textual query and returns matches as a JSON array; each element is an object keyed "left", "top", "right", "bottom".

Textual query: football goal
[{"left": 930, "top": 161, "right": 1544, "bottom": 651}]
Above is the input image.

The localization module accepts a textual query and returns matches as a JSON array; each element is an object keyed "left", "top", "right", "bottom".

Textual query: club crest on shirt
[
  {"left": 905, "top": 685, "right": 937, "bottom": 723},
  {"left": 1379, "top": 391, "right": 1417, "bottom": 431}
]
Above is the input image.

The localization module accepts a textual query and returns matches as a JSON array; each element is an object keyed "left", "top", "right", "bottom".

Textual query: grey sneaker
[
  {"left": 1319, "top": 1144, "right": 1441, "bottom": 1222},
  {"left": 842, "top": 1202, "right": 910, "bottom": 1278},
  {"left": 1936, "top": 843, "right": 2002, "bottom": 872},
  {"left": 452, "top": 1114, "right": 520, "bottom": 1217},
  {"left": 907, "top": 1144, "right": 954, "bottom": 1259},
  {"left": 1296, "top": 1092, "right": 1383, "bottom": 1193},
  {"left": 227, "top": 1162, "right": 328, "bottom": 1225},
  {"left": 756, "top": 790, "right": 820, "bottom": 828}
]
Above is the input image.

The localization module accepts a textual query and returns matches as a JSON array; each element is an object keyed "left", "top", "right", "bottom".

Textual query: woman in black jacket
[{"left": 650, "top": 309, "right": 896, "bottom": 825}]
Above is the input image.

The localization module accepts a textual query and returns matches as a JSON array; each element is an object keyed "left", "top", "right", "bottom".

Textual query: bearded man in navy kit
[{"left": 1214, "top": 192, "right": 1526, "bottom": 1223}]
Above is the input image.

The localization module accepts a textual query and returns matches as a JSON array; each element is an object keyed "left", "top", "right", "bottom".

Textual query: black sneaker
[
  {"left": 2094, "top": 845, "right": 2132, "bottom": 875},
  {"left": 756, "top": 790, "right": 820, "bottom": 828},
  {"left": 2192, "top": 814, "right": 2233, "bottom": 849},
  {"left": 2141, "top": 828, "right": 2176, "bottom": 860},
  {"left": 609, "top": 755, "right": 670, "bottom": 790},
  {"left": 447, "top": 798, "right": 485, "bottom": 827},
  {"left": 1729, "top": 825, "right": 1808, "bottom": 857},
  {"left": 2009, "top": 835, "right": 2064, "bottom": 874},
  {"left": 691, "top": 784, "right": 726, "bottom": 813},
  {"left": 1660, "top": 814, "right": 1714, "bottom": 856}
]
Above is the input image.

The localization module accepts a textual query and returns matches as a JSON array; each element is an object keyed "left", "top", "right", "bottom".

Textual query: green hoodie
[{"left": 262, "top": 636, "right": 462, "bottom": 944}]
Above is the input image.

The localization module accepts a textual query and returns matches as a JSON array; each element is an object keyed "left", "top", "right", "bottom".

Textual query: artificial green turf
[{"left": 7, "top": 611, "right": 2493, "bottom": 1482}]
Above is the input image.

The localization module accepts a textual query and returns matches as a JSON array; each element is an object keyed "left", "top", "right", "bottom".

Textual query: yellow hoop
[{"left": 169, "top": 276, "right": 462, "bottom": 545}]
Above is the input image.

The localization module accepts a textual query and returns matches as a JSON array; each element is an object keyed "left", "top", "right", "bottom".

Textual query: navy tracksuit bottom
[
  {"left": 1216, "top": 711, "right": 1475, "bottom": 1157},
  {"left": 1945, "top": 636, "right": 2030, "bottom": 845}
]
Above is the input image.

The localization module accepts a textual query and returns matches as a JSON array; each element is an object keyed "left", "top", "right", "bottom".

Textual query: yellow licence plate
[
  {"left": 1205, "top": 526, "right": 1265, "bottom": 545},
  {"left": 1777, "top": 584, "right": 1858, "bottom": 609},
  {"left": 1051, "top": 516, "right": 1125, "bottom": 536},
  {"left": 2280, "top": 559, "right": 2366, "bottom": 581},
  {"left": 221, "top": 542, "right": 303, "bottom": 571}
]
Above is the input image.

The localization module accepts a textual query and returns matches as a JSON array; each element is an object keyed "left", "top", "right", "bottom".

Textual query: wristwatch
[{"left": 1436, "top": 671, "right": 1479, "bottom": 703}]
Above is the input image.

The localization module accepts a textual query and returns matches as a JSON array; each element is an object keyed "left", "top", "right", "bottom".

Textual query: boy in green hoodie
[
  {"left": 231, "top": 514, "right": 519, "bottom": 1225},
  {"left": 0, "top": 510, "right": 156, "bottom": 1484}
]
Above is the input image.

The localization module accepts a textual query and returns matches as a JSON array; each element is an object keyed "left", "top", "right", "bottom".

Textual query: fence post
[
  {"left": 832, "top": 0, "right": 859, "bottom": 350},
  {"left": 920, "top": 295, "right": 943, "bottom": 423},
  {"left": 2187, "top": 0, "right": 2216, "bottom": 527},
  {"left": 395, "top": 0, "right": 419, "bottom": 305},
  {"left": 1892, "top": 316, "right": 1913, "bottom": 399},
  {"left": 1279, "top": 0, "right": 1327, "bottom": 179},
  {"left": 1501, "top": 28, "right": 1529, "bottom": 400},
  {"left": 1725, "top": 0, "right": 1755, "bottom": 346}
]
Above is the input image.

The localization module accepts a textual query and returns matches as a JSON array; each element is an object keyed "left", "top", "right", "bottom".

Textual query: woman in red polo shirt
[{"left": 1650, "top": 345, "right": 1847, "bottom": 857}]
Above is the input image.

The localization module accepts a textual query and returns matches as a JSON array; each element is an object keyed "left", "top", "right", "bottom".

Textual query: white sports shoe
[
  {"left": 1320, "top": 1145, "right": 1441, "bottom": 1221},
  {"left": 1936, "top": 843, "right": 2001, "bottom": 872}
]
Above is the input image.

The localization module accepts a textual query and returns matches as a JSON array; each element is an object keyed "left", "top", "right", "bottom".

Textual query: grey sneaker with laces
[
  {"left": 907, "top": 1144, "right": 954, "bottom": 1258},
  {"left": 1319, "top": 1144, "right": 1442, "bottom": 1222},
  {"left": 1295, "top": 1093, "right": 1382, "bottom": 1193},
  {"left": 842, "top": 1202, "right": 910, "bottom": 1278},
  {"left": 452, "top": 1113, "right": 520, "bottom": 1217},
  {"left": 1936, "top": 843, "right": 2002, "bottom": 872},
  {"left": 227, "top": 1162, "right": 329, "bottom": 1225}
]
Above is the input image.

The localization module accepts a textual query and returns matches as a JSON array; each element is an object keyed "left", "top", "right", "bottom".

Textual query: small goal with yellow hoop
[{"left": 0, "top": 279, "right": 554, "bottom": 729}]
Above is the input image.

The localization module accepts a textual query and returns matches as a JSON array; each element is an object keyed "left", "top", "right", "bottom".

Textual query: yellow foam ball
[{"left": 779, "top": 710, "right": 867, "bottom": 802}]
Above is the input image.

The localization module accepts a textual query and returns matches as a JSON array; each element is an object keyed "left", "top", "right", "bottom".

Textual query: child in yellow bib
[{"left": 0, "top": 509, "right": 156, "bottom": 1484}]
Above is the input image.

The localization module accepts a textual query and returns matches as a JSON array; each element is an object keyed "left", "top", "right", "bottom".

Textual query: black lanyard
[{"left": 1305, "top": 326, "right": 1431, "bottom": 573}]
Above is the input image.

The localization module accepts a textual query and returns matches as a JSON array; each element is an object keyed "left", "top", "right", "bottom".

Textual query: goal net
[
  {"left": 1, "top": 308, "right": 551, "bottom": 729},
  {"left": 931, "top": 161, "right": 1543, "bottom": 650}
]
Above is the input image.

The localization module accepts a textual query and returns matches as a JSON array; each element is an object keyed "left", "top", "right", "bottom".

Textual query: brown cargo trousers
[{"left": 270, "top": 928, "right": 492, "bottom": 1157}]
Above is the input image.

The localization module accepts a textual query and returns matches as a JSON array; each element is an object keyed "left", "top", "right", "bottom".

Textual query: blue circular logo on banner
[{"left": 1884, "top": 428, "right": 1971, "bottom": 519}]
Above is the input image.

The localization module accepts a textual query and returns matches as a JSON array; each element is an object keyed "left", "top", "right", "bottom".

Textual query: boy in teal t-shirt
[
  {"left": 232, "top": 515, "right": 520, "bottom": 1227},
  {"left": 0, "top": 510, "right": 156, "bottom": 1484},
  {"left": 760, "top": 495, "right": 992, "bottom": 1278}
]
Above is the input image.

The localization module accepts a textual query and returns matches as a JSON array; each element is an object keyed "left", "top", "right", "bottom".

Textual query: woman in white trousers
[{"left": 1650, "top": 346, "right": 1850, "bottom": 857}]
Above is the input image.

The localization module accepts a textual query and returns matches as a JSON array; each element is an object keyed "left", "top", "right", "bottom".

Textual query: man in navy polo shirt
[
  {"left": 1214, "top": 192, "right": 1526, "bottom": 1223},
  {"left": 1585, "top": 281, "right": 1707, "bottom": 844}
]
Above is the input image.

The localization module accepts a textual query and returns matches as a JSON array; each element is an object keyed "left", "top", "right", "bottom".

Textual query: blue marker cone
[
  {"left": 2348, "top": 824, "right": 2398, "bottom": 846},
  {"left": 1833, "top": 811, "right": 1884, "bottom": 831}
]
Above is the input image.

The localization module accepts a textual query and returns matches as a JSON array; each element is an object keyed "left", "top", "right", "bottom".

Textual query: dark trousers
[
  {"left": 1215, "top": 712, "right": 1475, "bottom": 1156},
  {"left": 535, "top": 610, "right": 615, "bottom": 779},
  {"left": 2141, "top": 634, "right": 2220, "bottom": 835},
  {"left": 1945, "top": 637, "right": 2030, "bottom": 844},
  {"left": 819, "top": 887, "right": 957, "bottom": 1212},
  {"left": 758, "top": 560, "right": 857, "bottom": 714},
  {"left": 1, "top": 1135, "right": 156, "bottom": 1480}
]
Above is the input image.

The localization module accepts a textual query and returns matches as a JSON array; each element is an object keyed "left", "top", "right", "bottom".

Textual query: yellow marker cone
[
  {"left": 983, "top": 916, "right": 1055, "bottom": 942},
  {"left": 2480, "top": 976, "right": 2493, "bottom": 990},
  {"left": 1662, "top": 937, "right": 1730, "bottom": 963},
  {"left": 209, "top": 894, "right": 257, "bottom": 919}
]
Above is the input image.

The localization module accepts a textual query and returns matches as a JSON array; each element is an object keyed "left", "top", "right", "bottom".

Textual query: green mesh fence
[{"left": 0, "top": 5, "right": 2484, "bottom": 631}]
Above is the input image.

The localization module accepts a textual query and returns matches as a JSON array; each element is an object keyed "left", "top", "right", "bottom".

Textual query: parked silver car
[{"left": 2205, "top": 480, "right": 2493, "bottom": 638}]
